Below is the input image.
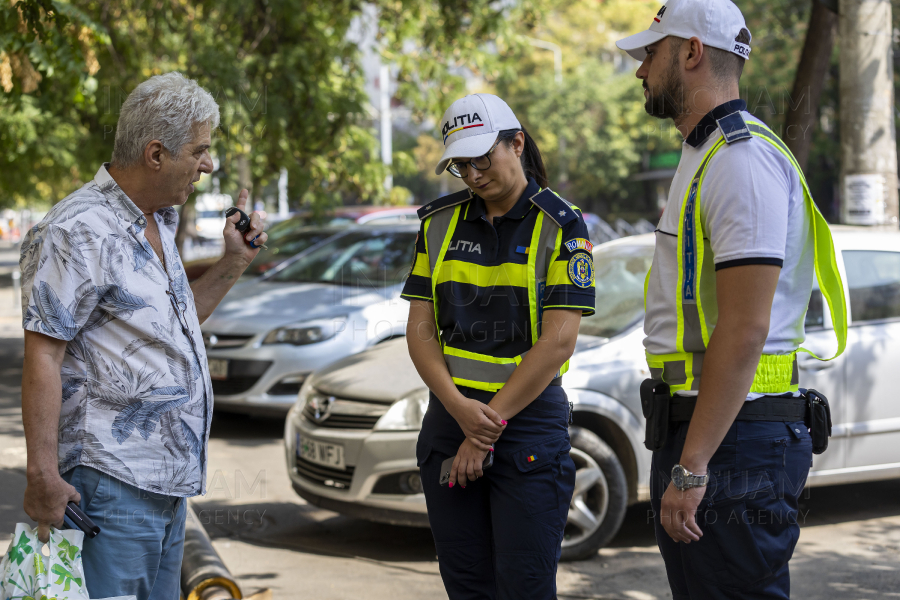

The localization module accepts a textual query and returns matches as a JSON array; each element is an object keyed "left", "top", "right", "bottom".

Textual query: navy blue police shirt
[{"left": 401, "top": 178, "right": 596, "bottom": 360}]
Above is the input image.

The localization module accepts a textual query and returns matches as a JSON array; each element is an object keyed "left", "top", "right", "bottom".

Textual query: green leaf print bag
[
  {"left": 0, "top": 523, "right": 135, "bottom": 600},
  {"left": 1, "top": 524, "right": 89, "bottom": 600}
]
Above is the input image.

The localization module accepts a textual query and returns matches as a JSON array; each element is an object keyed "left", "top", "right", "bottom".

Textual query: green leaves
[
  {"left": 495, "top": 0, "right": 679, "bottom": 212},
  {"left": 380, "top": 0, "right": 544, "bottom": 120},
  {"left": 3, "top": 0, "right": 526, "bottom": 209},
  {"left": 0, "top": 1, "right": 107, "bottom": 206},
  {"left": 9, "top": 532, "right": 34, "bottom": 566}
]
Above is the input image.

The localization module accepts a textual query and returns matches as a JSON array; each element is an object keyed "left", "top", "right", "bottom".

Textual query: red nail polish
[
  {"left": 449, "top": 482, "right": 454, "bottom": 488},
  {"left": 501, "top": 420, "right": 508, "bottom": 425}
]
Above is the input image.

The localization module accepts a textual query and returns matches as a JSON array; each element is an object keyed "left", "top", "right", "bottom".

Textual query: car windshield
[
  {"left": 578, "top": 243, "right": 654, "bottom": 338},
  {"left": 269, "top": 230, "right": 417, "bottom": 287},
  {"left": 264, "top": 217, "right": 302, "bottom": 238},
  {"left": 246, "top": 228, "right": 343, "bottom": 276}
]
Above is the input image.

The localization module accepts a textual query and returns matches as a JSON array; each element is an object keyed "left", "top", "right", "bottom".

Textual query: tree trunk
[
  {"left": 236, "top": 154, "right": 253, "bottom": 198},
  {"left": 175, "top": 194, "right": 197, "bottom": 255},
  {"left": 839, "top": 0, "right": 899, "bottom": 225},
  {"left": 784, "top": 0, "right": 839, "bottom": 172}
]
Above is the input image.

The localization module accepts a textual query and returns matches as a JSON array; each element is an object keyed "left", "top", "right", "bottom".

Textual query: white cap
[
  {"left": 616, "top": 0, "right": 751, "bottom": 62},
  {"left": 434, "top": 94, "right": 521, "bottom": 175}
]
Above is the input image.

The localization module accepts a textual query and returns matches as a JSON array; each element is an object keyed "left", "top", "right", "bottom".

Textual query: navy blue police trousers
[
  {"left": 418, "top": 385, "right": 576, "bottom": 600},
  {"left": 651, "top": 417, "right": 813, "bottom": 600}
]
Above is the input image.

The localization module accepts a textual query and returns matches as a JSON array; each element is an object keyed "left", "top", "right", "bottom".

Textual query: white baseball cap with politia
[
  {"left": 616, "top": 0, "right": 751, "bottom": 62},
  {"left": 434, "top": 93, "right": 521, "bottom": 176}
]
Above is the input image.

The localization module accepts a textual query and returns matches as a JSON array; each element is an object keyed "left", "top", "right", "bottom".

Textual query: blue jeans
[
  {"left": 650, "top": 419, "right": 813, "bottom": 600},
  {"left": 61, "top": 466, "right": 187, "bottom": 600}
]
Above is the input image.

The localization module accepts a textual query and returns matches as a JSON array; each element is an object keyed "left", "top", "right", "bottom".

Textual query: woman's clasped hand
[
  {"left": 445, "top": 396, "right": 507, "bottom": 488},
  {"left": 449, "top": 396, "right": 507, "bottom": 450},
  {"left": 449, "top": 437, "right": 490, "bottom": 488}
]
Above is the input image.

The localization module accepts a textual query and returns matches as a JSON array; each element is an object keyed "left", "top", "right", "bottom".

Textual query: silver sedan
[{"left": 202, "top": 225, "right": 418, "bottom": 414}]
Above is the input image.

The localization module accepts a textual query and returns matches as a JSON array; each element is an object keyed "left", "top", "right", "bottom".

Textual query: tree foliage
[
  {"left": 494, "top": 0, "right": 680, "bottom": 214},
  {"left": 1, "top": 1, "right": 107, "bottom": 204},
  {"left": 5, "top": 0, "right": 900, "bottom": 220},
  {"left": 379, "top": 0, "right": 543, "bottom": 119},
  {"left": 1, "top": 0, "right": 547, "bottom": 209}
]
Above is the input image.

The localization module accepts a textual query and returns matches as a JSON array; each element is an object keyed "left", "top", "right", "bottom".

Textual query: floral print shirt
[{"left": 20, "top": 164, "right": 213, "bottom": 497}]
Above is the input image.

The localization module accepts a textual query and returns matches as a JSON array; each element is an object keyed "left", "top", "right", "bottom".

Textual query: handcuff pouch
[
  {"left": 640, "top": 379, "right": 670, "bottom": 452},
  {"left": 804, "top": 388, "right": 832, "bottom": 455}
]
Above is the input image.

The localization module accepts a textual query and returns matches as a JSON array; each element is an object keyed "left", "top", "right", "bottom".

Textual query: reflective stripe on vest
[
  {"left": 424, "top": 202, "right": 568, "bottom": 392},
  {"left": 645, "top": 120, "right": 848, "bottom": 394}
]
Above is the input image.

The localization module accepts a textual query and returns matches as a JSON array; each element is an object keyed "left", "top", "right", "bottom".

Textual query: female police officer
[{"left": 402, "top": 93, "right": 596, "bottom": 600}]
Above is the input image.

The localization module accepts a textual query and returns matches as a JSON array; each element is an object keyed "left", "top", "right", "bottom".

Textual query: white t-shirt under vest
[{"left": 643, "top": 105, "right": 815, "bottom": 398}]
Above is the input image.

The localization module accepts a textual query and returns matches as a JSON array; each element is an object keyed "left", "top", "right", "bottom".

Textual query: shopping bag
[{"left": 0, "top": 523, "right": 89, "bottom": 600}]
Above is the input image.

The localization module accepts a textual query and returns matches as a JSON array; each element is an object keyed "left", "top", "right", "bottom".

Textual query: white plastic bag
[{"left": 0, "top": 523, "right": 89, "bottom": 600}]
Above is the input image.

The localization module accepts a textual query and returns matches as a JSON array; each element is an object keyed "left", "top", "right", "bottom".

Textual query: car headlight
[
  {"left": 287, "top": 377, "right": 316, "bottom": 425},
  {"left": 263, "top": 316, "right": 347, "bottom": 346},
  {"left": 296, "top": 376, "right": 315, "bottom": 408},
  {"left": 373, "top": 388, "right": 430, "bottom": 431}
]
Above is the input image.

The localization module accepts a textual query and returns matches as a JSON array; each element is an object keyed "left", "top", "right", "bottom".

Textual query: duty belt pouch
[
  {"left": 804, "top": 388, "right": 832, "bottom": 455},
  {"left": 640, "top": 379, "right": 670, "bottom": 451}
]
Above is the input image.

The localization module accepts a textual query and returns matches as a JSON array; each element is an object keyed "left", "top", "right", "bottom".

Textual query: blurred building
[{"left": 632, "top": 150, "right": 680, "bottom": 218}]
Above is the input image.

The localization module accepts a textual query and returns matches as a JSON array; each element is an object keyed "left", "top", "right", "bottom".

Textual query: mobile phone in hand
[
  {"left": 439, "top": 450, "right": 493, "bottom": 486},
  {"left": 64, "top": 502, "right": 101, "bottom": 538}
]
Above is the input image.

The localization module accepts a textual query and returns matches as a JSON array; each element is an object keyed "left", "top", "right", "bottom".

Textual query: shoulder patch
[
  {"left": 716, "top": 112, "right": 752, "bottom": 144},
  {"left": 567, "top": 253, "right": 594, "bottom": 288},
  {"left": 564, "top": 238, "right": 593, "bottom": 253},
  {"left": 529, "top": 188, "right": 579, "bottom": 227},
  {"left": 417, "top": 189, "right": 473, "bottom": 220}
]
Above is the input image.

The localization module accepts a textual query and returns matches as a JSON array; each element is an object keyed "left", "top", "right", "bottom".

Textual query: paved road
[{"left": 0, "top": 324, "right": 898, "bottom": 599}]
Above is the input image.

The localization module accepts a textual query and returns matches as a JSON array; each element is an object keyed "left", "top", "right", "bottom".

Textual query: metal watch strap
[
  {"left": 685, "top": 473, "right": 709, "bottom": 488},
  {"left": 672, "top": 464, "right": 709, "bottom": 490}
]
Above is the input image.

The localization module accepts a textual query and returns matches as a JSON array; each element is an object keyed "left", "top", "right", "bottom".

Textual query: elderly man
[{"left": 20, "top": 72, "right": 267, "bottom": 600}]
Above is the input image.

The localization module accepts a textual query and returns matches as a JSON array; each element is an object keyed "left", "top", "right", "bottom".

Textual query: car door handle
[{"left": 798, "top": 359, "right": 836, "bottom": 372}]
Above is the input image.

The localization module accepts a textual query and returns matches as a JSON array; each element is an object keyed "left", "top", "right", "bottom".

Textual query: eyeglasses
[{"left": 447, "top": 140, "right": 501, "bottom": 178}]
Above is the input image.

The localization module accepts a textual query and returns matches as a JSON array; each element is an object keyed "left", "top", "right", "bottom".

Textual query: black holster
[
  {"left": 640, "top": 379, "right": 670, "bottom": 451},
  {"left": 804, "top": 388, "right": 832, "bottom": 455}
]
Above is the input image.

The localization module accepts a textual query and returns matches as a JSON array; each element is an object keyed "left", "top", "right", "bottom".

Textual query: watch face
[{"left": 672, "top": 466, "right": 685, "bottom": 489}]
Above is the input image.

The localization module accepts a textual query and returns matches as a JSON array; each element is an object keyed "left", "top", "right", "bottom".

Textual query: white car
[
  {"left": 194, "top": 193, "right": 231, "bottom": 240},
  {"left": 284, "top": 226, "right": 900, "bottom": 560}
]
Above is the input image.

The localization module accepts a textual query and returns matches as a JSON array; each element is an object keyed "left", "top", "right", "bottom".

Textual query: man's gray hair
[{"left": 111, "top": 72, "right": 220, "bottom": 167}]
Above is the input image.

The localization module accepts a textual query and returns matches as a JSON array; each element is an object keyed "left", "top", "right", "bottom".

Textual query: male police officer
[{"left": 616, "top": 1, "right": 846, "bottom": 598}]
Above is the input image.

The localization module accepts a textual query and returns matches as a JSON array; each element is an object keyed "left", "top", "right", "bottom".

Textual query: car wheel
[{"left": 560, "top": 425, "right": 628, "bottom": 561}]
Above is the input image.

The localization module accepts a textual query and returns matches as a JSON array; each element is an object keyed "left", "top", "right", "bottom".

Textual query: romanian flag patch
[
  {"left": 564, "top": 238, "right": 593, "bottom": 253},
  {"left": 527, "top": 455, "right": 537, "bottom": 462}
]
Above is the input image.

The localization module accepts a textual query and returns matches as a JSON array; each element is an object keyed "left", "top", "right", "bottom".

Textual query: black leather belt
[{"left": 669, "top": 395, "right": 808, "bottom": 422}]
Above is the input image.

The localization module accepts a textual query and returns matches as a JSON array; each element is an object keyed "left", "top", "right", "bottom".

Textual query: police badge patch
[{"left": 568, "top": 253, "right": 594, "bottom": 288}]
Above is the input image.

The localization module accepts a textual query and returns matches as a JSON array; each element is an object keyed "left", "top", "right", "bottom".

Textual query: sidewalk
[
  {"left": 0, "top": 243, "right": 24, "bottom": 338},
  {"left": 0, "top": 245, "right": 37, "bottom": 540},
  {"left": 0, "top": 326, "right": 29, "bottom": 544}
]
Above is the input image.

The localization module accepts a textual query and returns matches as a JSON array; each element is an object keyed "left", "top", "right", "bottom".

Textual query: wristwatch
[{"left": 671, "top": 464, "right": 709, "bottom": 491}]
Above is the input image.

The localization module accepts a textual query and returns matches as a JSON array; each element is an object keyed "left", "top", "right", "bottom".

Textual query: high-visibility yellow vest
[
  {"left": 420, "top": 188, "right": 575, "bottom": 392},
  {"left": 644, "top": 118, "right": 848, "bottom": 394}
]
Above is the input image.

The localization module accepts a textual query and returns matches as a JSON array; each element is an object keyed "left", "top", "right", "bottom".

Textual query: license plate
[
  {"left": 296, "top": 434, "right": 345, "bottom": 469},
  {"left": 208, "top": 358, "right": 229, "bottom": 380}
]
